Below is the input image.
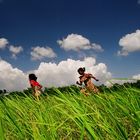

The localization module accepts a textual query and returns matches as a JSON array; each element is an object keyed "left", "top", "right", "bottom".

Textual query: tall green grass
[{"left": 0, "top": 87, "right": 140, "bottom": 140}]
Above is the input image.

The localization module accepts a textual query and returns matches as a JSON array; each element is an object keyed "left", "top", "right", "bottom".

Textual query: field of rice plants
[{"left": 0, "top": 86, "right": 140, "bottom": 140}]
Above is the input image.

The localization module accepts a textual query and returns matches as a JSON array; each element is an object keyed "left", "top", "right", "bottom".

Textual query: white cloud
[
  {"left": 133, "top": 74, "right": 140, "bottom": 80},
  {"left": 0, "top": 59, "right": 28, "bottom": 91},
  {"left": 31, "top": 46, "right": 57, "bottom": 60},
  {"left": 118, "top": 30, "right": 140, "bottom": 56},
  {"left": 0, "top": 57, "right": 112, "bottom": 91},
  {"left": 34, "top": 57, "right": 111, "bottom": 87},
  {"left": 57, "top": 34, "right": 103, "bottom": 52},
  {"left": 0, "top": 38, "right": 8, "bottom": 49},
  {"left": 9, "top": 45, "right": 23, "bottom": 59}
]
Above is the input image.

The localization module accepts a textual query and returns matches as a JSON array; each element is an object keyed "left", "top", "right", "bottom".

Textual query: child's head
[
  {"left": 29, "top": 73, "right": 37, "bottom": 81},
  {"left": 77, "top": 67, "right": 85, "bottom": 75}
]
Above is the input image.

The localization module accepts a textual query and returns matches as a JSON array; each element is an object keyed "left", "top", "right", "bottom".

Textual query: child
[
  {"left": 29, "top": 73, "right": 43, "bottom": 100},
  {"left": 76, "top": 67, "right": 99, "bottom": 95}
]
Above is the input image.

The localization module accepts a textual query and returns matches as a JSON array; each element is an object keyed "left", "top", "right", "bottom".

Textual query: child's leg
[
  {"left": 34, "top": 87, "right": 42, "bottom": 100},
  {"left": 93, "top": 87, "right": 99, "bottom": 94},
  {"left": 88, "top": 84, "right": 99, "bottom": 94},
  {"left": 80, "top": 88, "right": 89, "bottom": 96}
]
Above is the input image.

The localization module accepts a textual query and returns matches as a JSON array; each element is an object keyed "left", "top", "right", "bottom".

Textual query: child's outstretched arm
[
  {"left": 92, "top": 76, "right": 99, "bottom": 81},
  {"left": 89, "top": 74, "right": 99, "bottom": 81}
]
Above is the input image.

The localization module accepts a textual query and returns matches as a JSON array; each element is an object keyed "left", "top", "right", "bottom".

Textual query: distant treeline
[{"left": 99, "top": 80, "right": 140, "bottom": 93}]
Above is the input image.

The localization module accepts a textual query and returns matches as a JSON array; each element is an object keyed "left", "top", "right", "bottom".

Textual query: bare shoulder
[{"left": 85, "top": 73, "right": 92, "bottom": 77}]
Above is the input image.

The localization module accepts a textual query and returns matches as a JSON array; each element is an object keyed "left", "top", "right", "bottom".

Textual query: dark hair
[
  {"left": 29, "top": 73, "right": 37, "bottom": 81},
  {"left": 77, "top": 67, "right": 85, "bottom": 73}
]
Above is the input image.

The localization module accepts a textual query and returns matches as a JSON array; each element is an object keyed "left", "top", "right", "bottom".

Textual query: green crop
[{"left": 0, "top": 86, "right": 140, "bottom": 140}]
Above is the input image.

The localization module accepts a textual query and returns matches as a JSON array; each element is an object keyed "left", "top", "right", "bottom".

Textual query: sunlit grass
[{"left": 0, "top": 86, "right": 140, "bottom": 139}]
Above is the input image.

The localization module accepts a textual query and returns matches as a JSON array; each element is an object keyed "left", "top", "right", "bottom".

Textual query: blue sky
[{"left": 0, "top": 0, "right": 140, "bottom": 81}]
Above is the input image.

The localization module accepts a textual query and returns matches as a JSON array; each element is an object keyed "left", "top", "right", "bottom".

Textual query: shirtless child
[{"left": 76, "top": 67, "right": 99, "bottom": 95}]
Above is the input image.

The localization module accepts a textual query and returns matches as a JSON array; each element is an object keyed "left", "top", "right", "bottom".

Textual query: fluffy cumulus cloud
[
  {"left": 0, "top": 38, "right": 23, "bottom": 58},
  {"left": 31, "top": 46, "right": 57, "bottom": 60},
  {"left": 0, "top": 57, "right": 112, "bottom": 91},
  {"left": 118, "top": 30, "right": 140, "bottom": 56},
  {"left": 0, "top": 59, "right": 28, "bottom": 91},
  {"left": 0, "top": 38, "right": 8, "bottom": 49},
  {"left": 34, "top": 57, "right": 111, "bottom": 87},
  {"left": 9, "top": 45, "right": 23, "bottom": 58},
  {"left": 133, "top": 74, "right": 140, "bottom": 80},
  {"left": 57, "top": 34, "right": 103, "bottom": 52}
]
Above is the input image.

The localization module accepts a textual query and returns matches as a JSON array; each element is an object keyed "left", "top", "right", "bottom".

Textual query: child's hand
[{"left": 76, "top": 81, "right": 79, "bottom": 85}]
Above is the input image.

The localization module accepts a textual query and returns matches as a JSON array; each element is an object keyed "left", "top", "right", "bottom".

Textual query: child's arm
[
  {"left": 76, "top": 76, "right": 84, "bottom": 85},
  {"left": 76, "top": 80, "right": 82, "bottom": 85},
  {"left": 92, "top": 76, "right": 99, "bottom": 81},
  {"left": 76, "top": 75, "right": 87, "bottom": 85},
  {"left": 36, "top": 82, "right": 42, "bottom": 89},
  {"left": 30, "top": 80, "right": 42, "bottom": 89},
  {"left": 89, "top": 74, "right": 99, "bottom": 81}
]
